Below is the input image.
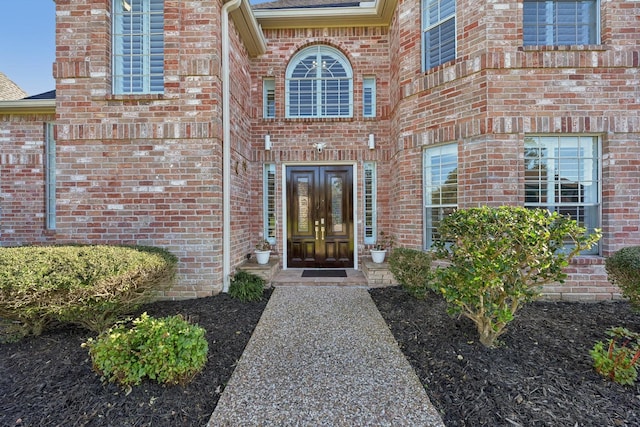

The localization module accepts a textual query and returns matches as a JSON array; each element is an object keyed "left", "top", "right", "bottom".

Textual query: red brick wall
[
  {"left": 249, "top": 27, "right": 392, "bottom": 257},
  {"left": 388, "top": 0, "right": 640, "bottom": 299},
  {"left": 51, "top": 0, "right": 233, "bottom": 298},
  {"left": 0, "top": 114, "right": 55, "bottom": 244}
]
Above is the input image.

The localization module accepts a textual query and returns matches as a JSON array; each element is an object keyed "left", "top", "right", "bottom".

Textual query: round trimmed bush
[{"left": 606, "top": 246, "right": 640, "bottom": 310}]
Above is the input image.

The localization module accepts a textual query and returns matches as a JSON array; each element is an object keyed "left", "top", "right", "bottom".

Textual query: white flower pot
[
  {"left": 255, "top": 250, "right": 271, "bottom": 265},
  {"left": 370, "top": 249, "right": 387, "bottom": 264}
]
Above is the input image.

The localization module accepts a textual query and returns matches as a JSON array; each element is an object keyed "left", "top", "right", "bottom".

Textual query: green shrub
[
  {"left": 590, "top": 327, "right": 640, "bottom": 386},
  {"left": 83, "top": 312, "right": 208, "bottom": 387},
  {"left": 388, "top": 248, "right": 434, "bottom": 299},
  {"left": 434, "top": 206, "right": 601, "bottom": 347},
  {"left": 0, "top": 245, "right": 177, "bottom": 336},
  {"left": 606, "top": 246, "right": 640, "bottom": 310},
  {"left": 229, "top": 271, "right": 265, "bottom": 302}
]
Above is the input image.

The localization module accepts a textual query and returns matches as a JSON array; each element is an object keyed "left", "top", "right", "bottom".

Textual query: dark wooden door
[{"left": 287, "top": 165, "right": 354, "bottom": 268}]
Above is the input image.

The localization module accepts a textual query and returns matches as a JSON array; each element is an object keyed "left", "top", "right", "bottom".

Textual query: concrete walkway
[{"left": 208, "top": 286, "right": 444, "bottom": 426}]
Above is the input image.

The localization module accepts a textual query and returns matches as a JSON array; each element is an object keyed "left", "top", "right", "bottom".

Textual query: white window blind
[
  {"left": 423, "top": 143, "right": 457, "bottom": 248},
  {"left": 363, "top": 76, "right": 376, "bottom": 118},
  {"left": 112, "top": 0, "right": 164, "bottom": 94},
  {"left": 286, "top": 46, "right": 353, "bottom": 118},
  {"left": 523, "top": 0, "right": 599, "bottom": 46},
  {"left": 422, "top": 0, "right": 456, "bottom": 70}
]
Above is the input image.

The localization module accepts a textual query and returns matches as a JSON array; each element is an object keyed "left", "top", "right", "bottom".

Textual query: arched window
[{"left": 286, "top": 46, "right": 353, "bottom": 118}]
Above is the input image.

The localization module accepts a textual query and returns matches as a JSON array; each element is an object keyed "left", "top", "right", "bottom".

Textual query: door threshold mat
[{"left": 301, "top": 270, "right": 347, "bottom": 278}]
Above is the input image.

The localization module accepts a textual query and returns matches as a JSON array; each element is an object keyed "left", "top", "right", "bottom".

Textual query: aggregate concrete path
[{"left": 208, "top": 286, "right": 445, "bottom": 426}]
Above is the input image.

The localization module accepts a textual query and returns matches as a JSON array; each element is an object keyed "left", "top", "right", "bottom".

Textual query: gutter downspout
[{"left": 221, "top": 0, "right": 242, "bottom": 292}]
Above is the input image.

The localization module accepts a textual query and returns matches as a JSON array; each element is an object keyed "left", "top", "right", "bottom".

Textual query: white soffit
[{"left": 253, "top": 0, "right": 397, "bottom": 29}]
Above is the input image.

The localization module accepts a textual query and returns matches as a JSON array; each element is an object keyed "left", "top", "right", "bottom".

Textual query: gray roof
[
  {"left": 253, "top": 0, "right": 360, "bottom": 10},
  {"left": 0, "top": 72, "right": 27, "bottom": 100}
]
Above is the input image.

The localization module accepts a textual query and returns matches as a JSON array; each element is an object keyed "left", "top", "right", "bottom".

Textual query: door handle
[
  {"left": 321, "top": 218, "right": 325, "bottom": 240},
  {"left": 315, "top": 220, "right": 319, "bottom": 240}
]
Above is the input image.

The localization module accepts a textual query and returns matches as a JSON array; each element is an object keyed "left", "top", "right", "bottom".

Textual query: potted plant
[
  {"left": 370, "top": 231, "right": 395, "bottom": 263},
  {"left": 255, "top": 239, "right": 272, "bottom": 265}
]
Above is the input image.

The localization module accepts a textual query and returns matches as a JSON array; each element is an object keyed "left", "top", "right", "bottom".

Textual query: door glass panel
[
  {"left": 331, "top": 176, "right": 343, "bottom": 233},
  {"left": 298, "top": 178, "right": 310, "bottom": 232}
]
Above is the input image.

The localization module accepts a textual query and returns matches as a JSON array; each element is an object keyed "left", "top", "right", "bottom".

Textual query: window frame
[
  {"left": 524, "top": 134, "right": 601, "bottom": 255},
  {"left": 523, "top": 0, "right": 600, "bottom": 46},
  {"left": 363, "top": 76, "right": 376, "bottom": 118},
  {"left": 423, "top": 143, "right": 458, "bottom": 249},
  {"left": 112, "top": 0, "right": 165, "bottom": 95},
  {"left": 263, "top": 164, "right": 277, "bottom": 245},
  {"left": 285, "top": 45, "right": 353, "bottom": 119},
  {"left": 421, "top": 0, "right": 457, "bottom": 71},
  {"left": 263, "top": 78, "right": 276, "bottom": 118},
  {"left": 45, "top": 122, "right": 56, "bottom": 230},
  {"left": 363, "top": 162, "right": 377, "bottom": 245}
]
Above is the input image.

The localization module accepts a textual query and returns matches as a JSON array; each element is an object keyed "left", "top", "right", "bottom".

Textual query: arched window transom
[{"left": 286, "top": 46, "right": 353, "bottom": 118}]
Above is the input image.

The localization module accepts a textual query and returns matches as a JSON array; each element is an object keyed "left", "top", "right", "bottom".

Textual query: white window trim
[
  {"left": 421, "top": 0, "right": 457, "bottom": 71},
  {"left": 523, "top": 0, "right": 600, "bottom": 46},
  {"left": 263, "top": 78, "right": 276, "bottom": 118},
  {"left": 363, "top": 162, "right": 377, "bottom": 245},
  {"left": 423, "top": 143, "right": 458, "bottom": 249},
  {"left": 363, "top": 76, "right": 376, "bottom": 118},
  {"left": 523, "top": 134, "right": 601, "bottom": 255},
  {"left": 263, "top": 164, "right": 277, "bottom": 245},
  {"left": 112, "top": 0, "right": 164, "bottom": 95},
  {"left": 45, "top": 122, "right": 56, "bottom": 230}
]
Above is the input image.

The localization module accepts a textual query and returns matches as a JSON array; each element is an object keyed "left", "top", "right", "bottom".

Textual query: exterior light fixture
[
  {"left": 313, "top": 142, "right": 327, "bottom": 153},
  {"left": 368, "top": 133, "right": 375, "bottom": 150},
  {"left": 265, "top": 134, "right": 272, "bottom": 151}
]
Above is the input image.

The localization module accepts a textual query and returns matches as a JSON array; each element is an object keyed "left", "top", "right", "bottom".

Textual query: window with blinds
[
  {"left": 363, "top": 162, "right": 377, "bottom": 244},
  {"left": 112, "top": 0, "right": 164, "bottom": 94},
  {"left": 523, "top": 0, "right": 599, "bottom": 46},
  {"left": 422, "top": 0, "right": 456, "bottom": 71},
  {"left": 286, "top": 45, "right": 353, "bottom": 118},
  {"left": 363, "top": 76, "right": 376, "bottom": 118},
  {"left": 263, "top": 164, "right": 277, "bottom": 244},
  {"left": 45, "top": 123, "right": 56, "bottom": 230}
]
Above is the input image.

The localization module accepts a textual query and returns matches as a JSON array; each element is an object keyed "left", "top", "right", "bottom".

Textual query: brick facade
[{"left": 1, "top": 0, "right": 638, "bottom": 300}]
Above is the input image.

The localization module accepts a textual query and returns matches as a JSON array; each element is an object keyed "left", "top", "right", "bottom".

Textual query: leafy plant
[
  {"left": 83, "top": 312, "right": 208, "bottom": 388},
  {"left": 606, "top": 246, "right": 640, "bottom": 310},
  {"left": 229, "top": 271, "right": 265, "bottom": 302},
  {"left": 0, "top": 245, "right": 177, "bottom": 336},
  {"left": 590, "top": 327, "right": 640, "bottom": 385},
  {"left": 255, "top": 239, "right": 271, "bottom": 251},
  {"left": 434, "top": 206, "right": 601, "bottom": 347},
  {"left": 388, "top": 248, "right": 434, "bottom": 299},
  {"left": 373, "top": 231, "right": 395, "bottom": 251}
]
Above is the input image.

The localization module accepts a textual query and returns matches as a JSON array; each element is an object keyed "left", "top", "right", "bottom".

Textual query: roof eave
[
  {"left": 253, "top": 0, "right": 396, "bottom": 29},
  {"left": 0, "top": 99, "right": 56, "bottom": 115},
  {"left": 229, "top": 0, "right": 267, "bottom": 57}
]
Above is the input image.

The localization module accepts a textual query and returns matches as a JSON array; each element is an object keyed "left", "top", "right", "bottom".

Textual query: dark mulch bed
[
  {"left": 370, "top": 287, "right": 640, "bottom": 427},
  {"left": 2, "top": 286, "right": 640, "bottom": 426},
  {"left": 0, "top": 290, "right": 271, "bottom": 427}
]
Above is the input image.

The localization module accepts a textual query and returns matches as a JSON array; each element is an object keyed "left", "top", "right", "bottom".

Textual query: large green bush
[
  {"left": 0, "top": 245, "right": 177, "bottom": 336},
  {"left": 606, "top": 246, "right": 640, "bottom": 310},
  {"left": 388, "top": 248, "right": 434, "bottom": 299},
  {"left": 434, "top": 206, "right": 601, "bottom": 347},
  {"left": 83, "top": 312, "right": 208, "bottom": 387}
]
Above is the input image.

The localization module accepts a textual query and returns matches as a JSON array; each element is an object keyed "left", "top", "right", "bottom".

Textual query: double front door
[{"left": 287, "top": 165, "right": 354, "bottom": 268}]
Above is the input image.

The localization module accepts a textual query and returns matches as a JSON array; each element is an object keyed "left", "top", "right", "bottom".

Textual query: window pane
[
  {"left": 364, "top": 162, "right": 376, "bottom": 244},
  {"left": 424, "top": 143, "right": 458, "bottom": 248},
  {"left": 113, "top": 0, "right": 164, "bottom": 94},
  {"left": 523, "top": 0, "right": 598, "bottom": 46},
  {"left": 524, "top": 135, "right": 600, "bottom": 254},
  {"left": 286, "top": 46, "right": 353, "bottom": 118}
]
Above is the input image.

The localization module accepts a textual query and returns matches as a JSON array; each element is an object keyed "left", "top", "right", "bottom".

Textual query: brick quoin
[{"left": 1, "top": 0, "right": 638, "bottom": 300}]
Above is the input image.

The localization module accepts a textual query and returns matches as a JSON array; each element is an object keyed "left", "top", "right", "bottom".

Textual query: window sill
[
  {"left": 519, "top": 44, "right": 606, "bottom": 52},
  {"left": 104, "top": 94, "right": 166, "bottom": 102}
]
